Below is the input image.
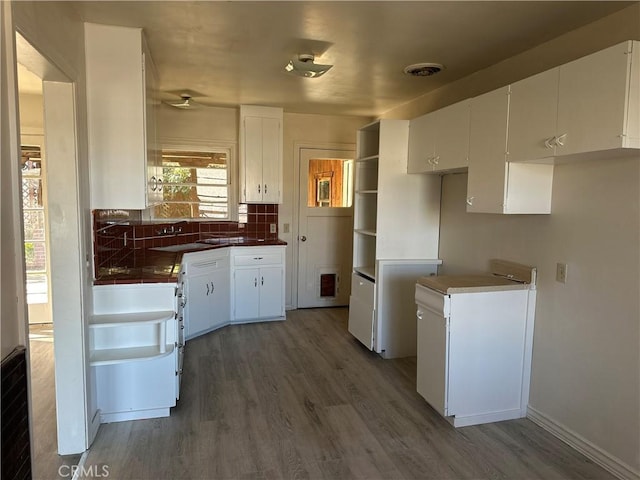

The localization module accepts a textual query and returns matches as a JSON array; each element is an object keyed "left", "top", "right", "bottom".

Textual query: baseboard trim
[{"left": 527, "top": 406, "right": 639, "bottom": 480}]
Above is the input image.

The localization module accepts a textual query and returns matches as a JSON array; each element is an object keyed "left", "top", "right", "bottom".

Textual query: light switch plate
[{"left": 556, "top": 263, "right": 568, "bottom": 283}]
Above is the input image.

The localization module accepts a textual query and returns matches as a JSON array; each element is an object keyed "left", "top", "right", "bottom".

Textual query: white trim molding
[{"left": 527, "top": 406, "right": 640, "bottom": 480}]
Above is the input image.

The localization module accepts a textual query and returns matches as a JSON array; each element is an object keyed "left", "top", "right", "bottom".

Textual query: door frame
[{"left": 291, "top": 142, "right": 355, "bottom": 309}]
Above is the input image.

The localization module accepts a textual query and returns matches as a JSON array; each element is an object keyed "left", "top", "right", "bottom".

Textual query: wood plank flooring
[
  {"left": 81, "top": 308, "right": 615, "bottom": 479},
  {"left": 28, "top": 324, "right": 82, "bottom": 479}
]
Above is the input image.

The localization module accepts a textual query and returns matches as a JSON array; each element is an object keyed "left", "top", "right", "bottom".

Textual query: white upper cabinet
[
  {"left": 556, "top": 40, "right": 639, "bottom": 156},
  {"left": 467, "top": 86, "right": 554, "bottom": 214},
  {"left": 509, "top": 40, "right": 639, "bottom": 162},
  {"left": 508, "top": 68, "right": 560, "bottom": 162},
  {"left": 85, "top": 23, "right": 160, "bottom": 210},
  {"left": 408, "top": 99, "right": 470, "bottom": 174},
  {"left": 239, "top": 105, "right": 283, "bottom": 204}
]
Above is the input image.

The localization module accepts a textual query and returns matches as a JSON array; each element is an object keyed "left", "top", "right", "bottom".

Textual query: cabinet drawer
[
  {"left": 183, "top": 255, "right": 230, "bottom": 274},
  {"left": 351, "top": 272, "right": 375, "bottom": 305},
  {"left": 415, "top": 284, "right": 450, "bottom": 317},
  {"left": 233, "top": 252, "right": 283, "bottom": 266}
]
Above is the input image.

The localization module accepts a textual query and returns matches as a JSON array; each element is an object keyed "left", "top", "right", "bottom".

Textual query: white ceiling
[{"left": 35, "top": 2, "right": 634, "bottom": 116}]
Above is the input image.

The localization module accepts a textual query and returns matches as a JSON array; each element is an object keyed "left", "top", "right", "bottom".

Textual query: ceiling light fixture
[
  {"left": 403, "top": 62, "right": 445, "bottom": 77},
  {"left": 285, "top": 54, "right": 333, "bottom": 78},
  {"left": 163, "top": 93, "right": 200, "bottom": 109}
]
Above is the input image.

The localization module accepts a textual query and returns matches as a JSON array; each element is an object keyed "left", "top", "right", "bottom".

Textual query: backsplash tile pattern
[{"left": 93, "top": 204, "right": 278, "bottom": 279}]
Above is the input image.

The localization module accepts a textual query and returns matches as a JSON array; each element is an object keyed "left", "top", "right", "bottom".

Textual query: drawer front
[
  {"left": 233, "top": 250, "right": 283, "bottom": 266},
  {"left": 415, "top": 284, "right": 449, "bottom": 317},
  {"left": 351, "top": 272, "right": 375, "bottom": 305},
  {"left": 185, "top": 255, "right": 230, "bottom": 273}
]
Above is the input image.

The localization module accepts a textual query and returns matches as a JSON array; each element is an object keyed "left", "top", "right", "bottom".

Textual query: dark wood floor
[
  {"left": 29, "top": 324, "right": 82, "bottom": 479},
  {"left": 82, "top": 308, "right": 614, "bottom": 479}
]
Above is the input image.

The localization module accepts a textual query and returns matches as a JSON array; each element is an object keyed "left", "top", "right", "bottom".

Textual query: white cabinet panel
[
  {"left": 468, "top": 87, "right": 554, "bottom": 214},
  {"left": 239, "top": 106, "right": 283, "bottom": 204},
  {"left": 416, "top": 306, "right": 448, "bottom": 416},
  {"left": 231, "top": 246, "right": 286, "bottom": 322},
  {"left": 557, "top": 40, "right": 639, "bottom": 155},
  {"left": 467, "top": 87, "right": 510, "bottom": 213},
  {"left": 408, "top": 99, "right": 470, "bottom": 174},
  {"left": 85, "top": 23, "right": 159, "bottom": 210},
  {"left": 508, "top": 68, "right": 560, "bottom": 162}
]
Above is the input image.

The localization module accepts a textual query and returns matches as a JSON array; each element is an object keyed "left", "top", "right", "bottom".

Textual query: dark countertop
[{"left": 94, "top": 237, "right": 287, "bottom": 285}]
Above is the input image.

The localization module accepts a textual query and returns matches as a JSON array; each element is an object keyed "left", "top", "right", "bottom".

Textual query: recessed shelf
[
  {"left": 356, "top": 154, "right": 379, "bottom": 163},
  {"left": 90, "top": 310, "right": 175, "bottom": 328},
  {"left": 354, "top": 229, "right": 377, "bottom": 237},
  {"left": 354, "top": 266, "right": 376, "bottom": 281},
  {"left": 90, "top": 344, "right": 175, "bottom": 366},
  {"left": 356, "top": 190, "right": 378, "bottom": 194}
]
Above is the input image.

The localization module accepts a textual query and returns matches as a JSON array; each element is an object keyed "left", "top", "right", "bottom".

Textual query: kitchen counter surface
[
  {"left": 417, "top": 274, "right": 530, "bottom": 295},
  {"left": 94, "top": 237, "right": 287, "bottom": 285}
]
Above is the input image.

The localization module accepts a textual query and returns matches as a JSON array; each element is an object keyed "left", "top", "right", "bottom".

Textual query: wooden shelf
[
  {"left": 90, "top": 310, "right": 175, "bottom": 328},
  {"left": 354, "top": 229, "right": 377, "bottom": 237},
  {"left": 354, "top": 266, "right": 376, "bottom": 281},
  {"left": 90, "top": 344, "right": 175, "bottom": 366},
  {"left": 356, "top": 154, "right": 379, "bottom": 163}
]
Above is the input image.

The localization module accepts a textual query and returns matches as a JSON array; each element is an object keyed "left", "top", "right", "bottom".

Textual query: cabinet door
[
  {"left": 243, "top": 116, "right": 264, "bottom": 202},
  {"left": 261, "top": 117, "right": 281, "bottom": 203},
  {"left": 185, "top": 272, "right": 213, "bottom": 338},
  {"left": 143, "top": 49, "right": 161, "bottom": 206},
  {"left": 258, "top": 266, "right": 283, "bottom": 318},
  {"left": 210, "top": 267, "right": 230, "bottom": 329},
  {"left": 407, "top": 113, "right": 436, "bottom": 173},
  {"left": 434, "top": 99, "right": 470, "bottom": 172},
  {"left": 233, "top": 268, "right": 260, "bottom": 320},
  {"left": 416, "top": 306, "right": 449, "bottom": 416},
  {"left": 508, "top": 68, "right": 559, "bottom": 162},
  {"left": 467, "top": 87, "right": 509, "bottom": 213},
  {"left": 557, "top": 42, "right": 632, "bottom": 155}
]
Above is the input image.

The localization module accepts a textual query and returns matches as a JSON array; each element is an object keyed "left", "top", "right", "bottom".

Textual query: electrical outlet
[
  {"left": 270, "top": 223, "right": 277, "bottom": 233},
  {"left": 556, "top": 263, "right": 568, "bottom": 283}
]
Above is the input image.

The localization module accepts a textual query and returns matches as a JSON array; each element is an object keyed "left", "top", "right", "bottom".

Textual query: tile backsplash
[{"left": 93, "top": 204, "right": 278, "bottom": 277}]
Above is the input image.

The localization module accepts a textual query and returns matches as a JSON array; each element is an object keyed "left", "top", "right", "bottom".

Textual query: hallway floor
[{"left": 29, "top": 323, "right": 82, "bottom": 479}]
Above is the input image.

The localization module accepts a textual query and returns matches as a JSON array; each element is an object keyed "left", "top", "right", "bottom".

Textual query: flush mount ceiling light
[
  {"left": 285, "top": 54, "right": 333, "bottom": 78},
  {"left": 163, "top": 93, "right": 200, "bottom": 109},
  {"left": 403, "top": 62, "right": 445, "bottom": 77}
]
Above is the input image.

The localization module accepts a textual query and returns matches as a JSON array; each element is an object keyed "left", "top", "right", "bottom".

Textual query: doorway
[
  {"left": 13, "top": 29, "right": 94, "bottom": 460},
  {"left": 297, "top": 148, "right": 355, "bottom": 308}
]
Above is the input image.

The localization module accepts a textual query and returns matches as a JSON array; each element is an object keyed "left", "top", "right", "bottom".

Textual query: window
[{"left": 153, "top": 147, "right": 233, "bottom": 220}]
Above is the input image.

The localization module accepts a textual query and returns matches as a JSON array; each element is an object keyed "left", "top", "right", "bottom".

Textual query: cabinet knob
[
  {"left": 432, "top": 156, "right": 440, "bottom": 165},
  {"left": 466, "top": 196, "right": 474, "bottom": 206},
  {"left": 416, "top": 310, "right": 423, "bottom": 320},
  {"left": 264, "top": 184, "right": 268, "bottom": 194},
  {"left": 555, "top": 133, "right": 567, "bottom": 147},
  {"left": 544, "top": 137, "right": 555, "bottom": 149},
  {"left": 258, "top": 184, "right": 261, "bottom": 193},
  {"left": 254, "top": 278, "right": 258, "bottom": 287},
  {"left": 157, "top": 177, "right": 163, "bottom": 192}
]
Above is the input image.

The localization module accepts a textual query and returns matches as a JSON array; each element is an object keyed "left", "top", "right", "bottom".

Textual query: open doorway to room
[{"left": 14, "top": 29, "right": 89, "bottom": 473}]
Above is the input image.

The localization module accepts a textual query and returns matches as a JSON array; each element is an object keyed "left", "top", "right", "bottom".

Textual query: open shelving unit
[
  {"left": 348, "top": 118, "right": 443, "bottom": 358},
  {"left": 89, "top": 310, "right": 175, "bottom": 366}
]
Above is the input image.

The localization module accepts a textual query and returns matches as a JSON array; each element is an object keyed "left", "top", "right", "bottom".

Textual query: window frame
[{"left": 152, "top": 140, "right": 238, "bottom": 222}]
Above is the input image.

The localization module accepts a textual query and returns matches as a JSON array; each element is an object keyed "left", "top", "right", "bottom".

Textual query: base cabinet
[
  {"left": 416, "top": 285, "right": 533, "bottom": 427},
  {"left": 231, "top": 247, "right": 285, "bottom": 322},
  {"left": 181, "top": 251, "right": 230, "bottom": 339}
]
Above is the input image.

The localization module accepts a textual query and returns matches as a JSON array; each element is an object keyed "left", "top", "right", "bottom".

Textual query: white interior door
[{"left": 297, "top": 148, "right": 355, "bottom": 308}]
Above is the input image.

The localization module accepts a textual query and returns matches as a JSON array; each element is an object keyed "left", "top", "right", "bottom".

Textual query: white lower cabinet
[
  {"left": 181, "top": 250, "right": 230, "bottom": 339},
  {"left": 348, "top": 272, "right": 375, "bottom": 348},
  {"left": 415, "top": 284, "right": 533, "bottom": 427},
  {"left": 231, "top": 247, "right": 285, "bottom": 322},
  {"left": 91, "top": 284, "right": 178, "bottom": 423}
]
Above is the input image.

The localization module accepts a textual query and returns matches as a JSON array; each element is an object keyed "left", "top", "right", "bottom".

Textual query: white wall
[
  {"left": 17, "top": 92, "right": 42, "bottom": 133},
  {"left": 379, "top": 4, "right": 640, "bottom": 476},
  {"left": 1, "top": 1, "right": 27, "bottom": 360}
]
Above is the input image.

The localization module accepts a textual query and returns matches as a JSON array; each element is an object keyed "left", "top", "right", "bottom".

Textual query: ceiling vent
[{"left": 403, "top": 63, "right": 444, "bottom": 77}]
